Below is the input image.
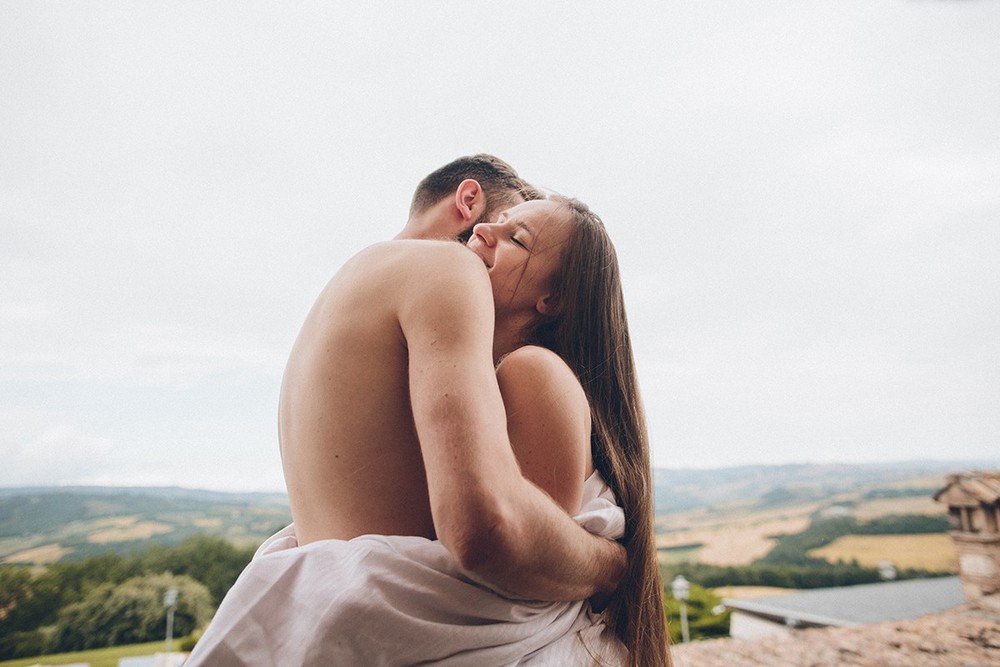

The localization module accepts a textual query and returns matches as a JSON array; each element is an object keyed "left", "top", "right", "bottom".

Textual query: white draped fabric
[{"left": 186, "top": 472, "right": 627, "bottom": 666}]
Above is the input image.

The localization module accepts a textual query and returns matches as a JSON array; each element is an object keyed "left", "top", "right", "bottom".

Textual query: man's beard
[
  {"left": 458, "top": 203, "right": 496, "bottom": 243},
  {"left": 459, "top": 198, "right": 510, "bottom": 242},
  {"left": 457, "top": 224, "right": 476, "bottom": 243}
]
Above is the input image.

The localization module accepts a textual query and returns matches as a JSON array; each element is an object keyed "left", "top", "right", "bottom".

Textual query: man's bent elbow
[{"left": 440, "top": 501, "right": 517, "bottom": 575}]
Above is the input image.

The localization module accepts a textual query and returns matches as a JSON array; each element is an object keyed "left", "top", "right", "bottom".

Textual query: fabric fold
[{"left": 186, "top": 472, "right": 627, "bottom": 666}]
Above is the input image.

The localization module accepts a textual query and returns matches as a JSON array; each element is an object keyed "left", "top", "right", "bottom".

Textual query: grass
[
  {"left": 809, "top": 533, "right": 958, "bottom": 571},
  {"left": 0, "top": 639, "right": 183, "bottom": 667}
]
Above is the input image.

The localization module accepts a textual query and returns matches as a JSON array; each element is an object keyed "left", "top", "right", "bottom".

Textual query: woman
[
  {"left": 188, "top": 196, "right": 668, "bottom": 666},
  {"left": 472, "top": 196, "right": 670, "bottom": 666}
]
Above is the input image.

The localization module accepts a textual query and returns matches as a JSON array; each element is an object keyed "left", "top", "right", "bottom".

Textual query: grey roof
[{"left": 723, "top": 576, "right": 963, "bottom": 627}]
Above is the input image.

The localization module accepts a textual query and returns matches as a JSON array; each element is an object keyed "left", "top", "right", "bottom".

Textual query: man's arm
[{"left": 399, "top": 243, "right": 624, "bottom": 601}]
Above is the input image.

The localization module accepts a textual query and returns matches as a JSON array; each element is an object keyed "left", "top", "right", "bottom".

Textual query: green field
[{"left": 0, "top": 640, "right": 183, "bottom": 667}]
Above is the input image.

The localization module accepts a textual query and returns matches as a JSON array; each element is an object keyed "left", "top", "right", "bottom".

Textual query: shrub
[
  {"left": 52, "top": 572, "right": 213, "bottom": 652},
  {"left": 663, "top": 582, "right": 730, "bottom": 643}
]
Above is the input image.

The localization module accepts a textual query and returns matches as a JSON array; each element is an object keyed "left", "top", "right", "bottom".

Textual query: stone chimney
[{"left": 934, "top": 471, "right": 1000, "bottom": 610}]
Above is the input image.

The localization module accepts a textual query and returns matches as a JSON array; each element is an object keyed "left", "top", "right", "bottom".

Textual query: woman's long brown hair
[{"left": 531, "top": 196, "right": 671, "bottom": 667}]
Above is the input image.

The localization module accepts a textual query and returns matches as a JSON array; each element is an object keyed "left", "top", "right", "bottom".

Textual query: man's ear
[
  {"left": 536, "top": 292, "right": 560, "bottom": 316},
  {"left": 454, "top": 179, "right": 485, "bottom": 224}
]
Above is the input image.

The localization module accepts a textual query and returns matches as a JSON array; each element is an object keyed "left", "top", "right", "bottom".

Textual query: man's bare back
[
  {"left": 183, "top": 159, "right": 637, "bottom": 667},
  {"left": 280, "top": 239, "right": 504, "bottom": 546},
  {"left": 276, "top": 195, "right": 624, "bottom": 604}
]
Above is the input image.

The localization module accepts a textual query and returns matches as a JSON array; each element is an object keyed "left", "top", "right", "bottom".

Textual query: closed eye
[{"left": 511, "top": 235, "right": 528, "bottom": 249}]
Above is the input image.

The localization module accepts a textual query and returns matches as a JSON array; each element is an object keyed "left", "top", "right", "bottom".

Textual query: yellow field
[
  {"left": 850, "top": 496, "right": 946, "bottom": 521},
  {"left": 713, "top": 585, "right": 794, "bottom": 600},
  {"left": 88, "top": 521, "right": 173, "bottom": 543},
  {"left": 3, "top": 543, "right": 74, "bottom": 564},
  {"left": 658, "top": 512, "right": 812, "bottom": 566},
  {"left": 878, "top": 475, "right": 945, "bottom": 490},
  {"left": 0, "top": 536, "right": 43, "bottom": 560},
  {"left": 193, "top": 517, "right": 223, "bottom": 529},
  {"left": 809, "top": 534, "right": 958, "bottom": 571},
  {"left": 90, "top": 515, "right": 142, "bottom": 528}
]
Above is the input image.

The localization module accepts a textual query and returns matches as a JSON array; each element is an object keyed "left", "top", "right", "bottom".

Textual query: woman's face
[{"left": 466, "top": 199, "right": 572, "bottom": 317}]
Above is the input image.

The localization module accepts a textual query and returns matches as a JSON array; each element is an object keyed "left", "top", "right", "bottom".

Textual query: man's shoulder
[
  {"left": 361, "top": 238, "right": 480, "bottom": 263},
  {"left": 350, "top": 240, "right": 485, "bottom": 284},
  {"left": 350, "top": 241, "right": 491, "bottom": 328}
]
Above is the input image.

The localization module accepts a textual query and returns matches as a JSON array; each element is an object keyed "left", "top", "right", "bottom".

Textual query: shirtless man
[
  {"left": 185, "top": 157, "right": 633, "bottom": 665},
  {"left": 278, "top": 154, "right": 624, "bottom": 599}
]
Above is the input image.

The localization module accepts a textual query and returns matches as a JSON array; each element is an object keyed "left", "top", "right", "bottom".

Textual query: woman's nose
[{"left": 472, "top": 222, "right": 496, "bottom": 246}]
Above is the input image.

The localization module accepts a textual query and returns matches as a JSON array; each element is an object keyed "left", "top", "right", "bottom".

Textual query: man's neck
[
  {"left": 396, "top": 206, "right": 460, "bottom": 240},
  {"left": 394, "top": 219, "right": 429, "bottom": 240}
]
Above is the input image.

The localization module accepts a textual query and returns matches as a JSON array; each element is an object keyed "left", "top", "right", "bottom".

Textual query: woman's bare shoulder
[
  {"left": 496, "top": 345, "right": 591, "bottom": 512},
  {"left": 496, "top": 345, "right": 582, "bottom": 392}
]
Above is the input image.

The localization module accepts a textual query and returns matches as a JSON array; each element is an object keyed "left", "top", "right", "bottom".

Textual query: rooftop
[
  {"left": 935, "top": 471, "right": 1000, "bottom": 505},
  {"left": 671, "top": 604, "right": 1000, "bottom": 667}
]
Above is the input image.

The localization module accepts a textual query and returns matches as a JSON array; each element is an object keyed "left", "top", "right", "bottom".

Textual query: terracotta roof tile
[{"left": 671, "top": 604, "right": 1000, "bottom": 667}]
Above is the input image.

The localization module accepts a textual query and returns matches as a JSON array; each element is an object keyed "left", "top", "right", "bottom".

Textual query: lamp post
[
  {"left": 671, "top": 575, "right": 691, "bottom": 643},
  {"left": 164, "top": 587, "right": 179, "bottom": 656}
]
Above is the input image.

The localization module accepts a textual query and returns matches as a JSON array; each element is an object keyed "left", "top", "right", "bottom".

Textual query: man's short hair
[{"left": 409, "top": 154, "right": 542, "bottom": 218}]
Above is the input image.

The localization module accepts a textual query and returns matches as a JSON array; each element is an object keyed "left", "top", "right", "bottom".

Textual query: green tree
[
  {"left": 52, "top": 572, "right": 213, "bottom": 652},
  {"left": 0, "top": 568, "right": 43, "bottom": 658},
  {"left": 138, "top": 535, "right": 255, "bottom": 605},
  {"left": 0, "top": 566, "right": 66, "bottom": 658},
  {"left": 664, "top": 582, "right": 730, "bottom": 643},
  {"left": 0, "top": 567, "right": 34, "bottom": 620},
  {"left": 0, "top": 553, "right": 149, "bottom": 658}
]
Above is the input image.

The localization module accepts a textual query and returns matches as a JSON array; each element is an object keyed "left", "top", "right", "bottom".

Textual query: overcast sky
[{"left": 2, "top": 1, "right": 998, "bottom": 492}]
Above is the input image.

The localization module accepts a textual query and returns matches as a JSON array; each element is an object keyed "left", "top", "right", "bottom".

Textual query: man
[
  {"left": 394, "top": 153, "right": 537, "bottom": 241},
  {"left": 187, "top": 155, "right": 625, "bottom": 665}
]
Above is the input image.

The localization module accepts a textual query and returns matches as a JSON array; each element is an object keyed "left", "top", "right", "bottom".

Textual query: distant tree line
[
  {"left": 0, "top": 534, "right": 255, "bottom": 659},
  {"left": 661, "top": 560, "right": 947, "bottom": 591},
  {"left": 862, "top": 486, "right": 940, "bottom": 500}
]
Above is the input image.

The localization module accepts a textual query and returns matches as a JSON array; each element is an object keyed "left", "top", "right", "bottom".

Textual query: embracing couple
[{"left": 186, "top": 155, "right": 671, "bottom": 666}]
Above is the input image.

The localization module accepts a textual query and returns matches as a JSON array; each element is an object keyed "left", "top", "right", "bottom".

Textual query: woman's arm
[{"left": 496, "top": 345, "right": 593, "bottom": 514}]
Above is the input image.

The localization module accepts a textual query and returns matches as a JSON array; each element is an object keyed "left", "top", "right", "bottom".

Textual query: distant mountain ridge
[
  {"left": 1, "top": 459, "right": 995, "bottom": 565},
  {"left": 653, "top": 458, "right": 998, "bottom": 514},
  {"left": 0, "top": 484, "right": 288, "bottom": 504},
  {"left": 0, "top": 486, "right": 291, "bottom": 563}
]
